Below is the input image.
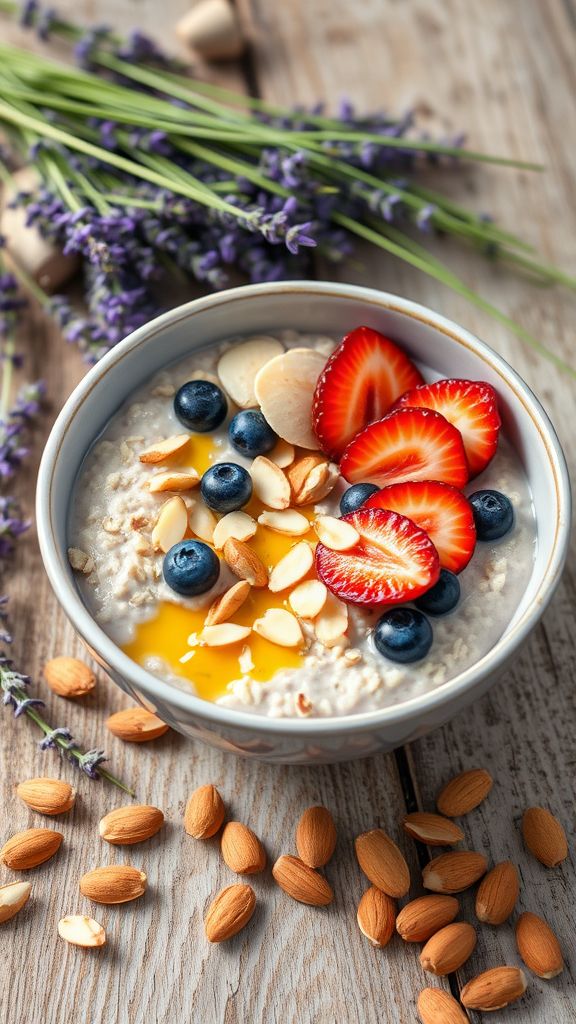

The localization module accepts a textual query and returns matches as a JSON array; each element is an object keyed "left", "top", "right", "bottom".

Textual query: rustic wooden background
[{"left": 1, "top": 1, "right": 575, "bottom": 1022}]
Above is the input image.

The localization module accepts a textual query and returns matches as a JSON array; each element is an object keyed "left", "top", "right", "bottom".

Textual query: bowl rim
[{"left": 36, "top": 280, "right": 571, "bottom": 735}]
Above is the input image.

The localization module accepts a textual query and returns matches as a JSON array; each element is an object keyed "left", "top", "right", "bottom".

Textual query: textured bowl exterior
[{"left": 36, "top": 282, "right": 571, "bottom": 764}]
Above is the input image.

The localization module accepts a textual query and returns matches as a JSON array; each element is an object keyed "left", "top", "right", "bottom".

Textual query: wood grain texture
[{"left": 1, "top": 1, "right": 575, "bottom": 1022}]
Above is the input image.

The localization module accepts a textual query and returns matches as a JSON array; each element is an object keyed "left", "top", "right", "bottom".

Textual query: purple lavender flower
[
  {"left": 19, "top": 0, "right": 38, "bottom": 27},
  {"left": 0, "top": 380, "right": 45, "bottom": 481}
]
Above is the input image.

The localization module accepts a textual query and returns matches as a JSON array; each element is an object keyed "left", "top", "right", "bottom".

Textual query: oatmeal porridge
[{"left": 69, "top": 327, "right": 536, "bottom": 718}]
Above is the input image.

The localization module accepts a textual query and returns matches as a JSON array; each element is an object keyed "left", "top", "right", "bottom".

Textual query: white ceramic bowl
[{"left": 36, "top": 282, "right": 571, "bottom": 764}]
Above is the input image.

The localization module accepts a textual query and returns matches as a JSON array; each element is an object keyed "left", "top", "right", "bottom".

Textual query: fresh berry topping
[
  {"left": 415, "top": 569, "right": 461, "bottom": 616},
  {"left": 312, "top": 326, "right": 424, "bottom": 459},
  {"left": 201, "top": 462, "right": 253, "bottom": 513},
  {"left": 340, "top": 408, "right": 469, "bottom": 490},
  {"left": 339, "top": 482, "right": 380, "bottom": 516},
  {"left": 394, "top": 379, "right": 500, "bottom": 477},
  {"left": 163, "top": 540, "right": 220, "bottom": 596},
  {"left": 174, "top": 379, "right": 228, "bottom": 433},
  {"left": 365, "top": 480, "right": 476, "bottom": 573},
  {"left": 469, "top": 489, "right": 514, "bottom": 541},
  {"left": 229, "top": 409, "right": 278, "bottom": 458},
  {"left": 373, "top": 608, "right": 433, "bottom": 663},
  {"left": 315, "top": 507, "right": 440, "bottom": 606}
]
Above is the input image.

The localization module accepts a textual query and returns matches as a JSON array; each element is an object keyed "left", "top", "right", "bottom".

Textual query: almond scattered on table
[
  {"left": 204, "top": 883, "right": 256, "bottom": 943},
  {"left": 79, "top": 865, "right": 147, "bottom": 904},
  {"left": 417, "top": 988, "right": 468, "bottom": 1024},
  {"left": 220, "top": 822, "right": 266, "bottom": 875},
  {"left": 419, "top": 921, "right": 477, "bottom": 976},
  {"left": 0, "top": 828, "right": 63, "bottom": 870},
  {"left": 460, "top": 966, "right": 528, "bottom": 1011},
  {"left": 43, "top": 657, "right": 96, "bottom": 699},
  {"left": 184, "top": 784, "right": 225, "bottom": 839},
  {"left": 296, "top": 805, "right": 337, "bottom": 868},
  {"left": 16, "top": 778, "right": 75, "bottom": 816},
  {"left": 272, "top": 854, "right": 333, "bottom": 906},
  {"left": 395, "top": 894, "right": 459, "bottom": 943},
  {"left": 515, "top": 911, "right": 564, "bottom": 979},
  {"left": 0, "top": 880, "right": 32, "bottom": 923},
  {"left": 422, "top": 850, "right": 487, "bottom": 893},
  {"left": 522, "top": 806, "right": 568, "bottom": 867},
  {"left": 402, "top": 812, "right": 464, "bottom": 847},
  {"left": 105, "top": 706, "right": 169, "bottom": 742},
  {"left": 355, "top": 828, "right": 410, "bottom": 898},
  {"left": 436, "top": 768, "right": 493, "bottom": 817},
  {"left": 475, "top": 860, "right": 519, "bottom": 925},
  {"left": 99, "top": 805, "right": 164, "bottom": 845},
  {"left": 356, "top": 886, "right": 396, "bottom": 947},
  {"left": 58, "top": 914, "right": 106, "bottom": 948}
]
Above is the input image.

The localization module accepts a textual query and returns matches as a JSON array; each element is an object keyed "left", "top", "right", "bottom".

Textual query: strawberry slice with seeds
[
  {"left": 315, "top": 507, "right": 440, "bottom": 606},
  {"left": 394, "top": 378, "right": 501, "bottom": 477},
  {"left": 340, "top": 407, "right": 469, "bottom": 489},
  {"left": 312, "top": 326, "right": 424, "bottom": 459},
  {"left": 365, "top": 481, "right": 476, "bottom": 573}
]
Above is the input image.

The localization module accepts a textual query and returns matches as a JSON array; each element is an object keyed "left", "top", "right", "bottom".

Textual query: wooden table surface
[{"left": 2, "top": 1, "right": 575, "bottom": 1022}]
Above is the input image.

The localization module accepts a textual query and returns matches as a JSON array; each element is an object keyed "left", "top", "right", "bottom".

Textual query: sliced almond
[
  {"left": 139, "top": 434, "right": 190, "bottom": 464},
  {"left": 213, "top": 511, "right": 257, "bottom": 549},
  {"left": 222, "top": 538, "right": 268, "bottom": 587},
  {"left": 417, "top": 988, "right": 469, "bottom": 1024},
  {"left": 254, "top": 347, "right": 326, "bottom": 449},
  {"left": 272, "top": 854, "right": 333, "bottom": 906},
  {"left": 402, "top": 812, "right": 464, "bottom": 847},
  {"left": 287, "top": 454, "right": 326, "bottom": 497},
  {"left": 58, "top": 914, "right": 106, "bottom": 948},
  {"left": 184, "top": 784, "right": 225, "bottom": 839},
  {"left": 295, "top": 461, "right": 339, "bottom": 506},
  {"left": 204, "top": 883, "right": 256, "bottom": 942},
  {"left": 250, "top": 456, "right": 291, "bottom": 510},
  {"left": 357, "top": 886, "right": 396, "bottom": 947},
  {"left": 257, "top": 509, "right": 311, "bottom": 536},
  {"left": 314, "top": 515, "right": 359, "bottom": 551},
  {"left": 151, "top": 495, "right": 188, "bottom": 553},
  {"left": 268, "top": 439, "right": 295, "bottom": 468},
  {"left": 522, "top": 806, "right": 568, "bottom": 867},
  {"left": 252, "top": 608, "right": 304, "bottom": 648},
  {"left": 475, "top": 861, "right": 519, "bottom": 924},
  {"left": 436, "top": 768, "right": 493, "bottom": 817},
  {"left": 396, "top": 894, "right": 459, "bottom": 943},
  {"left": 420, "top": 921, "right": 477, "bottom": 976},
  {"left": 268, "top": 542, "right": 313, "bottom": 592},
  {"left": 67, "top": 547, "right": 95, "bottom": 574},
  {"left": 149, "top": 469, "right": 199, "bottom": 493},
  {"left": 188, "top": 499, "right": 217, "bottom": 543},
  {"left": 355, "top": 828, "right": 410, "bottom": 899},
  {"left": 422, "top": 850, "right": 487, "bottom": 893},
  {"left": 289, "top": 580, "right": 327, "bottom": 619},
  {"left": 217, "top": 336, "right": 284, "bottom": 408},
  {"left": 314, "top": 592, "right": 348, "bottom": 647},
  {"left": 0, "top": 880, "right": 32, "bottom": 923},
  {"left": 515, "top": 911, "right": 564, "bottom": 979},
  {"left": 205, "top": 580, "right": 251, "bottom": 626},
  {"left": 200, "top": 623, "right": 252, "bottom": 647},
  {"left": 460, "top": 966, "right": 528, "bottom": 1011}
]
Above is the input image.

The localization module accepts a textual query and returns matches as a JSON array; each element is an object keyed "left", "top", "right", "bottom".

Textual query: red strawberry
[
  {"left": 312, "top": 326, "right": 424, "bottom": 459},
  {"left": 340, "top": 407, "right": 469, "bottom": 489},
  {"left": 315, "top": 507, "right": 440, "bottom": 606},
  {"left": 394, "top": 378, "right": 501, "bottom": 477},
  {"left": 365, "top": 481, "right": 476, "bottom": 573}
]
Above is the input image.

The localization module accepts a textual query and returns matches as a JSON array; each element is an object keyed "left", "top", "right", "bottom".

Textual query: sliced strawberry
[
  {"left": 340, "top": 407, "right": 469, "bottom": 489},
  {"left": 312, "top": 326, "right": 424, "bottom": 459},
  {"left": 365, "top": 481, "right": 476, "bottom": 573},
  {"left": 315, "top": 507, "right": 440, "bottom": 606},
  {"left": 394, "top": 378, "right": 501, "bottom": 477}
]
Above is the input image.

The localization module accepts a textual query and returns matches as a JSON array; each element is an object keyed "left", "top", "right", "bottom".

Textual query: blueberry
[
  {"left": 373, "top": 607, "right": 433, "bottom": 663},
  {"left": 229, "top": 409, "right": 278, "bottom": 458},
  {"left": 201, "top": 462, "right": 253, "bottom": 513},
  {"left": 469, "top": 489, "right": 514, "bottom": 541},
  {"left": 174, "top": 379, "right": 227, "bottom": 432},
  {"left": 163, "top": 539, "right": 220, "bottom": 596},
  {"left": 339, "top": 482, "right": 380, "bottom": 516},
  {"left": 415, "top": 569, "right": 461, "bottom": 616}
]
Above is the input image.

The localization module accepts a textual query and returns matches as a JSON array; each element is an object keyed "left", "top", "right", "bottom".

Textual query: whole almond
[
  {"left": 185, "top": 784, "right": 225, "bottom": 839},
  {"left": 296, "top": 806, "right": 337, "bottom": 868},
  {"left": 436, "top": 768, "right": 493, "bottom": 817},
  {"left": 221, "top": 822, "right": 266, "bottom": 874},
  {"left": 204, "top": 580, "right": 251, "bottom": 626},
  {"left": 79, "top": 865, "right": 147, "bottom": 904},
  {"left": 417, "top": 988, "right": 468, "bottom": 1024},
  {"left": 105, "top": 706, "right": 169, "bottom": 742},
  {"left": 515, "top": 911, "right": 564, "bottom": 979},
  {"left": 396, "top": 894, "right": 459, "bottom": 942},
  {"left": 44, "top": 656, "right": 95, "bottom": 698},
  {"left": 522, "top": 806, "right": 568, "bottom": 867},
  {"left": 475, "top": 860, "right": 519, "bottom": 924},
  {"left": 1, "top": 828, "right": 63, "bottom": 870},
  {"left": 402, "top": 812, "right": 464, "bottom": 847},
  {"left": 357, "top": 886, "right": 396, "bottom": 947},
  {"left": 423, "top": 851, "right": 487, "bottom": 894},
  {"left": 420, "top": 921, "right": 477, "bottom": 976},
  {"left": 272, "top": 855, "right": 333, "bottom": 906},
  {"left": 58, "top": 914, "right": 106, "bottom": 948},
  {"left": 355, "top": 828, "right": 410, "bottom": 898},
  {"left": 460, "top": 966, "right": 527, "bottom": 1011},
  {"left": 0, "top": 880, "right": 32, "bottom": 923},
  {"left": 99, "top": 805, "right": 164, "bottom": 845},
  {"left": 16, "top": 778, "right": 75, "bottom": 816},
  {"left": 204, "top": 883, "right": 256, "bottom": 942},
  {"left": 222, "top": 537, "right": 268, "bottom": 588},
  {"left": 287, "top": 454, "right": 325, "bottom": 496}
]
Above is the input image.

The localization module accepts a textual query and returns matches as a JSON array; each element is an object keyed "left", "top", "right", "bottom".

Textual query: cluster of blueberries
[
  {"left": 340, "top": 481, "right": 515, "bottom": 663},
  {"left": 163, "top": 378, "right": 515, "bottom": 666}
]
